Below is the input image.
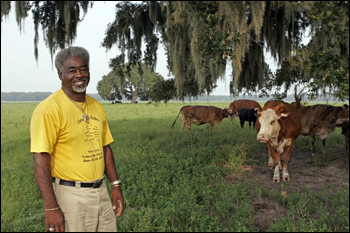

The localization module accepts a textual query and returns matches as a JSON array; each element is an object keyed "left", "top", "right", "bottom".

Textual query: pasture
[{"left": 1, "top": 101, "right": 349, "bottom": 232}]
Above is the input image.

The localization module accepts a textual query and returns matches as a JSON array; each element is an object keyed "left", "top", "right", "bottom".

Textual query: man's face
[{"left": 58, "top": 56, "right": 90, "bottom": 94}]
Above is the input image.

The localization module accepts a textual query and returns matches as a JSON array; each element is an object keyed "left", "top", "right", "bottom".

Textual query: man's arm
[
  {"left": 103, "top": 145, "right": 124, "bottom": 217},
  {"left": 33, "top": 152, "right": 65, "bottom": 232}
]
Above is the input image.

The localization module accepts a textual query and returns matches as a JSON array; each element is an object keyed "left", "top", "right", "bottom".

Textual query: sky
[{"left": 1, "top": 1, "right": 279, "bottom": 96}]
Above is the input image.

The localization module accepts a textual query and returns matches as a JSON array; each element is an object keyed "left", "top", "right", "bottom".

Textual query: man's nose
[{"left": 75, "top": 69, "right": 84, "bottom": 77}]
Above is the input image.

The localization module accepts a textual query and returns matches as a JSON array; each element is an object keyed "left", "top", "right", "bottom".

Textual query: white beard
[{"left": 72, "top": 79, "right": 87, "bottom": 93}]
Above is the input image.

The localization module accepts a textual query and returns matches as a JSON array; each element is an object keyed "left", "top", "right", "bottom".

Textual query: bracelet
[
  {"left": 110, "top": 180, "right": 121, "bottom": 186},
  {"left": 45, "top": 207, "right": 60, "bottom": 211}
]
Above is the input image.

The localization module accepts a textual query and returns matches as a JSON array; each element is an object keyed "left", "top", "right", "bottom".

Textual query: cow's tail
[
  {"left": 171, "top": 107, "right": 184, "bottom": 129},
  {"left": 294, "top": 85, "right": 306, "bottom": 109}
]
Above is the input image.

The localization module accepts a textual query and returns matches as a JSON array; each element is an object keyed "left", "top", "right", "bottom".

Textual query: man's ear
[{"left": 58, "top": 70, "right": 62, "bottom": 80}]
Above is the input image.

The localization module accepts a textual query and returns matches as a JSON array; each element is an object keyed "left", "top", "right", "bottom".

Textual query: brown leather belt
[{"left": 52, "top": 177, "right": 103, "bottom": 189}]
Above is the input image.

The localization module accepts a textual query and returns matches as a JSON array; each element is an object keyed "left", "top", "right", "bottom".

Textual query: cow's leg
[
  {"left": 267, "top": 145, "right": 274, "bottom": 169},
  {"left": 253, "top": 121, "right": 256, "bottom": 129},
  {"left": 321, "top": 138, "right": 327, "bottom": 156},
  {"left": 210, "top": 122, "right": 214, "bottom": 130},
  {"left": 186, "top": 121, "right": 192, "bottom": 133},
  {"left": 310, "top": 134, "right": 316, "bottom": 156},
  {"left": 268, "top": 142, "right": 281, "bottom": 182},
  {"left": 181, "top": 119, "right": 186, "bottom": 133},
  {"left": 273, "top": 163, "right": 281, "bottom": 183},
  {"left": 249, "top": 121, "right": 251, "bottom": 128},
  {"left": 240, "top": 119, "right": 244, "bottom": 128},
  {"left": 282, "top": 144, "right": 293, "bottom": 181},
  {"left": 212, "top": 120, "right": 222, "bottom": 130}
]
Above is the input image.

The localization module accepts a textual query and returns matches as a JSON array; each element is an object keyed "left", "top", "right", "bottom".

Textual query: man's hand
[
  {"left": 45, "top": 208, "right": 65, "bottom": 232},
  {"left": 111, "top": 186, "right": 124, "bottom": 217}
]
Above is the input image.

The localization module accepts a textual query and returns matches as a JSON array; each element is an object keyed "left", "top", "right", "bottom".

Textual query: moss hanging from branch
[
  {"left": 2, "top": 1, "right": 92, "bottom": 64},
  {"left": 102, "top": 1, "right": 166, "bottom": 95},
  {"left": 165, "top": 1, "right": 305, "bottom": 96},
  {"left": 3, "top": 1, "right": 315, "bottom": 98}
]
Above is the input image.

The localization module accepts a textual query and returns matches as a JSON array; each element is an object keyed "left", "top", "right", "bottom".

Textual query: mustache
[{"left": 72, "top": 78, "right": 88, "bottom": 83}]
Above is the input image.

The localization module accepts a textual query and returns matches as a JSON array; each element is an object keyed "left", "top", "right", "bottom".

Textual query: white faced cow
[{"left": 256, "top": 101, "right": 301, "bottom": 182}]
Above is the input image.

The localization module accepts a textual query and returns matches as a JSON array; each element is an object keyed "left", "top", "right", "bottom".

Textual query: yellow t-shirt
[{"left": 30, "top": 88, "right": 114, "bottom": 181}]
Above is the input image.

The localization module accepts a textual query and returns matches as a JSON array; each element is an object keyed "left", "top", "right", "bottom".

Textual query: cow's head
[
  {"left": 224, "top": 108, "right": 234, "bottom": 118},
  {"left": 340, "top": 122, "right": 349, "bottom": 135},
  {"left": 254, "top": 108, "right": 260, "bottom": 118},
  {"left": 335, "top": 104, "right": 349, "bottom": 126},
  {"left": 256, "top": 106, "right": 290, "bottom": 143},
  {"left": 227, "top": 108, "right": 235, "bottom": 119}
]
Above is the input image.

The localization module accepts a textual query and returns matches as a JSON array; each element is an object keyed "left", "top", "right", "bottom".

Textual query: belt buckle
[{"left": 93, "top": 179, "right": 103, "bottom": 189}]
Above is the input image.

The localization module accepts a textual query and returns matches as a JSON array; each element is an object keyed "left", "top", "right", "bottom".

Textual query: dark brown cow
[
  {"left": 336, "top": 121, "right": 349, "bottom": 157},
  {"left": 229, "top": 99, "right": 262, "bottom": 124},
  {"left": 171, "top": 105, "right": 233, "bottom": 133},
  {"left": 292, "top": 94, "right": 349, "bottom": 156},
  {"left": 256, "top": 101, "right": 301, "bottom": 182}
]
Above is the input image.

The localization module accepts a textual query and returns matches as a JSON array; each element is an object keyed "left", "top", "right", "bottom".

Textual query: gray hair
[{"left": 55, "top": 46, "right": 90, "bottom": 72}]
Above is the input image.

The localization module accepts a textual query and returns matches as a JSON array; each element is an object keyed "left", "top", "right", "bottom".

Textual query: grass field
[{"left": 1, "top": 101, "right": 349, "bottom": 232}]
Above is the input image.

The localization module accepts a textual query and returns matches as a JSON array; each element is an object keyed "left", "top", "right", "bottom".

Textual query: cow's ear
[
  {"left": 280, "top": 112, "right": 290, "bottom": 118},
  {"left": 276, "top": 106, "right": 289, "bottom": 118},
  {"left": 335, "top": 118, "right": 348, "bottom": 125},
  {"left": 254, "top": 108, "right": 259, "bottom": 117},
  {"left": 257, "top": 110, "right": 262, "bottom": 116}
]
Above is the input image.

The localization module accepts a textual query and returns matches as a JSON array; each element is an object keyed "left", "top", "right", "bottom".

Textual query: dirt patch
[{"left": 225, "top": 146, "right": 349, "bottom": 231}]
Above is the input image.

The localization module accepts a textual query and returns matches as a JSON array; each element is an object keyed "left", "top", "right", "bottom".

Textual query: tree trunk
[{"left": 131, "top": 91, "right": 138, "bottom": 103}]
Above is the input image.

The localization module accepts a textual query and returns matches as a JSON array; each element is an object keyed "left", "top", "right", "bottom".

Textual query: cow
[
  {"left": 256, "top": 100, "right": 301, "bottom": 182},
  {"left": 291, "top": 93, "right": 349, "bottom": 156},
  {"left": 336, "top": 121, "right": 349, "bottom": 157},
  {"left": 171, "top": 105, "right": 233, "bottom": 133},
  {"left": 238, "top": 108, "right": 259, "bottom": 129},
  {"left": 229, "top": 99, "right": 262, "bottom": 124}
]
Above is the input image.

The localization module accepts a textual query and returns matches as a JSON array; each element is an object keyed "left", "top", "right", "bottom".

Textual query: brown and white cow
[
  {"left": 292, "top": 94, "right": 349, "bottom": 156},
  {"left": 229, "top": 99, "right": 262, "bottom": 124},
  {"left": 256, "top": 101, "right": 301, "bottom": 182},
  {"left": 171, "top": 105, "right": 233, "bottom": 133}
]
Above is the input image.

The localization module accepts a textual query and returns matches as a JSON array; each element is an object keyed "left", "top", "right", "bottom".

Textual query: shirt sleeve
[
  {"left": 30, "top": 109, "right": 59, "bottom": 154},
  {"left": 102, "top": 116, "right": 114, "bottom": 146}
]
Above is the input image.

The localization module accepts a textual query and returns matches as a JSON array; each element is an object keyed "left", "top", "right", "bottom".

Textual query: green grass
[{"left": 1, "top": 101, "right": 348, "bottom": 232}]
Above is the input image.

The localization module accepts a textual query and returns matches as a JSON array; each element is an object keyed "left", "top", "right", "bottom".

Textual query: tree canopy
[
  {"left": 97, "top": 63, "right": 163, "bottom": 102},
  {"left": 2, "top": 1, "right": 348, "bottom": 101}
]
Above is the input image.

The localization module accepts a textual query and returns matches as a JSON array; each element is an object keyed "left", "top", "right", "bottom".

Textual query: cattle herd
[{"left": 171, "top": 96, "right": 349, "bottom": 183}]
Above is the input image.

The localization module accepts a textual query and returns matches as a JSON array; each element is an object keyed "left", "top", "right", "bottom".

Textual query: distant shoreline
[{"left": 1, "top": 92, "right": 344, "bottom": 103}]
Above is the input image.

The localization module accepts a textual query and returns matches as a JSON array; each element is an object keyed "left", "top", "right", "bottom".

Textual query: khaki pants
[{"left": 52, "top": 178, "right": 117, "bottom": 232}]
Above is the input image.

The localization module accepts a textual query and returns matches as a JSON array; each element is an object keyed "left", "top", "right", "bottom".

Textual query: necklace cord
[{"left": 62, "top": 89, "right": 89, "bottom": 123}]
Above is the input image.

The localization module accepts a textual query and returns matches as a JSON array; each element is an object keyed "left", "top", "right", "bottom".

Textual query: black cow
[{"left": 239, "top": 108, "right": 259, "bottom": 129}]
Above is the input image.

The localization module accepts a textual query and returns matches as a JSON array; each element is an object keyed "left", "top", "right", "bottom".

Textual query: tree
[
  {"left": 97, "top": 63, "right": 163, "bottom": 103},
  {"left": 3, "top": 1, "right": 348, "bottom": 101},
  {"left": 1, "top": 1, "right": 93, "bottom": 64},
  {"left": 263, "top": 1, "right": 349, "bottom": 101},
  {"left": 96, "top": 72, "right": 121, "bottom": 101},
  {"left": 101, "top": 1, "right": 308, "bottom": 98},
  {"left": 149, "top": 78, "right": 176, "bottom": 104}
]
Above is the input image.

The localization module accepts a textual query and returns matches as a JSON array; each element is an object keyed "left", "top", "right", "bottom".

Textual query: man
[{"left": 30, "top": 46, "right": 124, "bottom": 232}]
